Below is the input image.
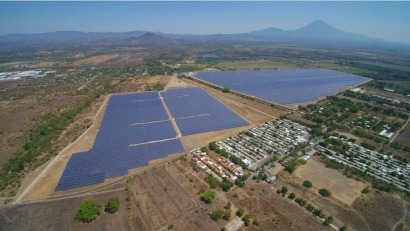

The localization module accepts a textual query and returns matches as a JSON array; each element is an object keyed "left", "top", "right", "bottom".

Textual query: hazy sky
[{"left": 1, "top": 2, "right": 410, "bottom": 43}]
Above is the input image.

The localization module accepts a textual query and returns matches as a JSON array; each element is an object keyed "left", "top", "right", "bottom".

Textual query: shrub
[
  {"left": 75, "top": 199, "right": 102, "bottom": 223},
  {"left": 236, "top": 208, "right": 245, "bottom": 217},
  {"left": 201, "top": 190, "right": 215, "bottom": 204},
  {"left": 288, "top": 192, "right": 296, "bottom": 200},
  {"left": 210, "top": 209, "right": 224, "bottom": 221},
  {"left": 105, "top": 197, "right": 120, "bottom": 213},
  {"left": 319, "top": 188, "right": 331, "bottom": 197},
  {"left": 303, "top": 180, "right": 313, "bottom": 188},
  {"left": 242, "top": 214, "right": 251, "bottom": 226},
  {"left": 223, "top": 211, "right": 231, "bottom": 220},
  {"left": 281, "top": 186, "right": 288, "bottom": 195}
]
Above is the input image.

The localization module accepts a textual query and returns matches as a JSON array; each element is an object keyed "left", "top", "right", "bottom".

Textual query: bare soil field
[
  {"left": 170, "top": 156, "right": 334, "bottom": 231},
  {"left": 128, "top": 165, "right": 218, "bottom": 231},
  {"left": 226, "top": 180, "right": 333, "bottom": 231},
  {"left": 0, "top": 189, "right": 128, "bottom": 231},
  {"left": 73, "top": 54, "right": 119, "bottom": 66},
  {"left": 352, "top": 191, "right": 409, "bottom": 231},
  {"left": 295, "top": 159, "right": 366, "bottom": 205},
  {"left": 0, "top": 80, "right": 86, "bottom": 161},
  {"left": 396, "top": 124, "right": 410, "bottom": 146},
  {"left": 276, "top": 164, "right": 409, "bottom": 231}
]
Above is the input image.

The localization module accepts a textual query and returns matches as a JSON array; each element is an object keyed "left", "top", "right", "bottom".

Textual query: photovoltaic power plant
[
  {"left": 194, "top": 69, "right": 369, "bottom": 104},
  {"left": 161, "top": 87, "right": 249, "bottom": 136},
  {"left": 56, "top": 87, "right": 248, "bottom": 191},
  {"left": 56, "top": 92, "right": 183, "bottom": 191}
]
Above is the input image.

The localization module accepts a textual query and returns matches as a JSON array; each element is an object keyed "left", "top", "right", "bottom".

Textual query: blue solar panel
[
  {"left": 57, "top": 87, "right": 248, "bottom": 191},
  {"left": 162, "top": 87, "right": 248, "bottom": 136},
  {"left": 195, "top": 69, "right": 369, "bottom": 104},
  {"left": 56, "top": 91, "right": 184, "bottom": 191}
]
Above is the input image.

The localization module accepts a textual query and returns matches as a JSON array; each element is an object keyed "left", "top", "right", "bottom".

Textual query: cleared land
[
  {"left": 129, "top": 166, "right": 218, "bottom": 231},
  {"left": 73, "top": 54, "right": 120, "bottom": 66},
  {"left": 295, "top": 158, "right": 366, "bottom": 205},
  {"left": 276, "top": 166, "right": 409, "bottom": 231},
  {"left": 0, "top": 189, "right": 128, "bottom": 231},
  {"left": 396, "top": 124, "right": 410, "bottom": 146}
]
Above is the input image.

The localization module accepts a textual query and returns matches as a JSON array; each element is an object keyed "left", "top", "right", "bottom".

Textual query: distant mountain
[{"left": 0, "top": 20, "right": 408, "bottom": 51}]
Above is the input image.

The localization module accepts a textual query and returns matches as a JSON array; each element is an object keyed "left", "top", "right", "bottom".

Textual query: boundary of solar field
[
  {"left": 31, "top": 150, "right": 193, "bottom": 203},
  {"left": 186, "top": 73, "right": 372, "bottom": 112},
  {"left": 185, "top": 74, "right": 294, "bottom": 112}
]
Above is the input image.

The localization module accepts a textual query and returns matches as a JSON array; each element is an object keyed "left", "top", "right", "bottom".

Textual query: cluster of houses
[
  {"left": 191, "top": 149, "right": 244, "bottom": 182},
  {"left": 216, "top": 119, "right": 310, "bottom": 170},
  {"left": 316, "top": 139, "right": 410, "bottom": 192}
]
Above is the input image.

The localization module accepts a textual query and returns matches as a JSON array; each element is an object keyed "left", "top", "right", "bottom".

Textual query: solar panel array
[
  {"left": 56, "top": 92, "right": 183, "bottom": 191},
  {"left": 195, "top": 69, "right": 370, "bottom": 104},
  {"left": 161, "top": 87, "right": 249, "bottom": 136}
]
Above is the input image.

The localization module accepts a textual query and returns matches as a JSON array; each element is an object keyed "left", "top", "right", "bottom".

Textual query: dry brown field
[
  {"left": 73, "top": 54, "right": 120, "bottom": 66},
  {"left": 0, "top": 189, "right": 128, "bottom": 231},
  {"left": 295, "top": 159, "right": 366, "bottom": 205}
]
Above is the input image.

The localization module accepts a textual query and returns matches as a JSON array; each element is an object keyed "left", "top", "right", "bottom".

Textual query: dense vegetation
[
  {"left": 104, "top": 197, "right": 120, "bottom": 213},
  {"left": 201, "top": 190, "right": 215, "bottom": 204},
  {"left": 75, "top": 199, "right": 102, "bottom": 223}
]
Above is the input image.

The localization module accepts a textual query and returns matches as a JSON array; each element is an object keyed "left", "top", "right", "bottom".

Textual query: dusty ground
[
  {"left": 129, "top": 166, "right": 218, "bottom": 231},
  {"left": 352, "top": 190, "right": 409, "bottom": 231},
  {"left": 294, "top": 159, "right": 366, "bottom": 205},
  {"left": 275, "top": 163, "right": 409, "bottom": 231},
  {"left": 0, "top": 189, "right": 128, "bottom": 231},
  {"left": 0, "top": 79, "right": 85, "bottom": 162},
  {"left": 73, "top": 54, "right": 120, "bottom": 66},
  {"left": 396, "top": 124, "right": 410, "bottom": 146}
]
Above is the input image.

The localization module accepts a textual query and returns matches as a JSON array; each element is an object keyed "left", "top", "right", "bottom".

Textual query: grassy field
[{"left": 215, "top": 60, "right": 298, "bottom": 70}]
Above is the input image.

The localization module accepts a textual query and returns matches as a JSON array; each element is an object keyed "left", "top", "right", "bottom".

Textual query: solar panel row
[
  {"left": 55, "top": 91, "right": 184, "bottom": 191},
  {"left": 195, "top": 69, "right": 369, "bottom": 104},
  {"left": 161, "top": 87, "right": 249, "bottom": 136}
]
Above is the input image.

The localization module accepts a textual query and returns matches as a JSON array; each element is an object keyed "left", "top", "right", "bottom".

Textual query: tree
[
  {"left": 75, "top": 199, "right": 102, "bottom": 223},
  {"left": 209, "top": 142, "right": 217, "bottom": 150},
  {"left": 303, "top": 180, "right": 313, "bottom": 188},
  {"left": 210, "top": 209, "right": 224, "bottom": 221},
  {"left": 220, "top": 178, "right": 234, "bottom": 192},
  {"left": 104, "top": 197, "right": 120, "bottom": 213},
  {"left": 242, "top": 214, "right": 251, "bottom": 226},
  {"left": 319, "top": 188, "right": 331, "bottom": 197},
  {"left": 224, "top": 201, "right": 231, "bottom": 210},
  {"left": 201, "top": 190, "right": 215, "bottom": 204},
  {"left": 288, "top": 192, "right": 296, "bottom": 200},
  {"left": 223, "top": 211, "right": 231, "bottom": 220},
  {"left": 339, "top": 226, "right": 348, "bottom": 231},
  {"left": 205, "top": 174, "right": 220, "bottom": 189},
  {"left": 281, "top": 186, "right": 288, "bottom": 195},
  {"left": 323, "top": 216, "right": 333, "bottom": 226},
  {"left": 236, "top": 208, "right": 245, "bottom": 217}
]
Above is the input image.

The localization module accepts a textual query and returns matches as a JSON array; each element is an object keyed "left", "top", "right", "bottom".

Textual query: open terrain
[
  {"left": 295, "top": 158, "right": 366, "bottom": 205},
  {"left": 0, "top": 189, "right": 128, "bottom": 231}
]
